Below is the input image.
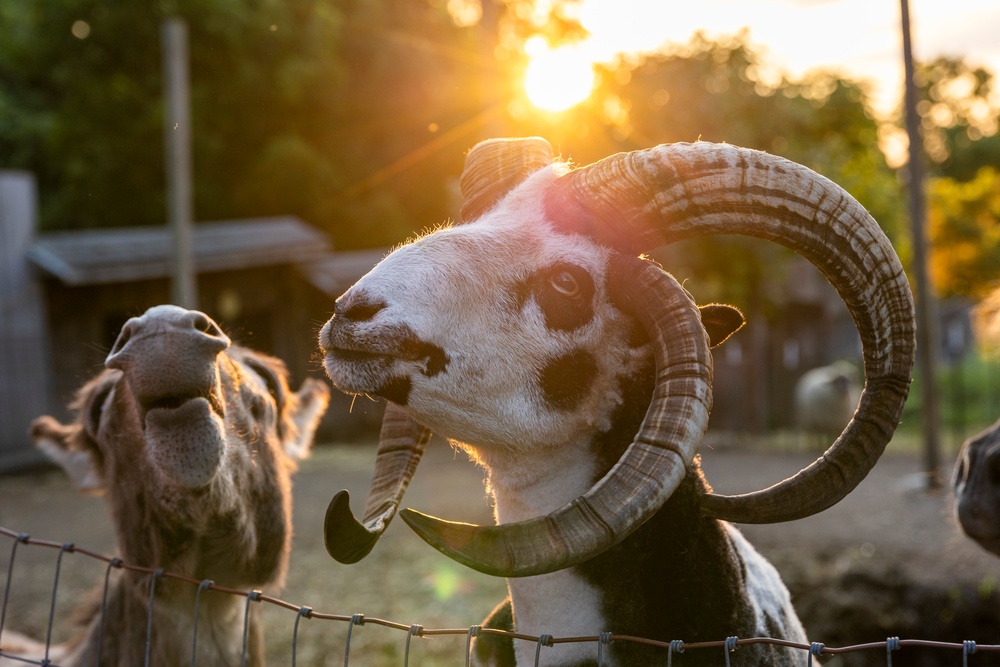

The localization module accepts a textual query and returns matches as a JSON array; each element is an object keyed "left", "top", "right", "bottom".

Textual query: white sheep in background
[
  {"left": 319, "top": 138, "right": 915, "bottom": 665},
  {"left": 794, "top": 361, "right": 862, "bottom": 439}
]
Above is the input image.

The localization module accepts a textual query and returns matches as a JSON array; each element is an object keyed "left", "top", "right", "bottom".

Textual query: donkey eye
[
  {"left": 246, "top": 359, "right": 283, "bottom": 404},
  {"left": 549, "top": 270, "right": 580, "bottom": 297}
]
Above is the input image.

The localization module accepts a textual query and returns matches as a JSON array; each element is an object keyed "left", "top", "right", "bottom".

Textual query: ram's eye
[
  {"left": 526, "top": 263, "right": 594, "bottom": 332},
  {"left": 549, "top": 270, "right": 580, "bottom": 297}
]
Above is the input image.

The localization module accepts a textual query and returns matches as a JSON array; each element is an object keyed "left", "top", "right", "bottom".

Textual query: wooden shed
[
  {"left": 27, "top": 218, "right": 334, "bottom": 430},
  {"left": 0, "top": 170, "right": 399, "bottom": 470}
]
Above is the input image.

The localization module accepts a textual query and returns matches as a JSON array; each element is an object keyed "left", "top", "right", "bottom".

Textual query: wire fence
[{"left": 2, "top": 525, "right": 999, "bottom": 666}]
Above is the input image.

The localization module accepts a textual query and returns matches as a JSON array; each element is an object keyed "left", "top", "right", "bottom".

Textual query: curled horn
[
  {"left": 399, "top": 138, "right": 914, "bottom": 577},
  {"left": 324, "top": 403, "right": 431, "bottom": 563},
  {"left": 323, "top": 138, "right": 554, "bottom": 563},
  {"left": 546, "top": 144, "right": 914, "bottom": 524}
]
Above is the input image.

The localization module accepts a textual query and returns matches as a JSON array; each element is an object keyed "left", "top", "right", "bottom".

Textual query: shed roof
[
  {"left": 302, "top": 248, "right": 388, "bottom": 296},
  {"left": 28, "top": 217, "right": 330, "bottom": 286}
]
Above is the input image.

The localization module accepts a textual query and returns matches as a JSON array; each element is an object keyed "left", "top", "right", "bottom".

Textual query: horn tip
[
  {"left": 401, "top": 509, "right": 524, "bottom": 578},
  {"left": 399, "top": 508, "right": 476, "bottom": 554},
  {"left": 324, "top": 489, "right": 379, "bottom": 564}
]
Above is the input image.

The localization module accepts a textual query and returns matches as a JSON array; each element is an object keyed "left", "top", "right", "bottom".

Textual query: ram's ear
[
  {"left": 699, "top": 304, "right": 746, "bottom": 349},
  {"left": 30, "top": 415, "right": 105, "bottom": 495}
]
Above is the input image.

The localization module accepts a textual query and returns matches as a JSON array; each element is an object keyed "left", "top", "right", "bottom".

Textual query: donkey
[{"left": 1, "top": 305, "right": 329, "bottom": 666}]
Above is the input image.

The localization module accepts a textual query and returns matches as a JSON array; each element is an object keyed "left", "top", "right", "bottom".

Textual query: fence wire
[{"left": 1, "top": 525, "right": 998, "bottom": 666}]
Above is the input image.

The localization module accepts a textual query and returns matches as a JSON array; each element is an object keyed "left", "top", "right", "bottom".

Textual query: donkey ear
[
  {"left": 283, "top": 378, "right": 331, "bottom": 460},
  {"left": 30, "top": 415, "right": 105, "bottom": 495},
  {"left": 699, "top": 304, "right": 746, "bottom": 349}
]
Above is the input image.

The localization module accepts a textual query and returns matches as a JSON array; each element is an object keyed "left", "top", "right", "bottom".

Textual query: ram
[
  {"left": 320, "top": 139, "right": 914, "bottom": 665},
  {"left": 2, "top": 305, "right": 329, "bottom": 666}
]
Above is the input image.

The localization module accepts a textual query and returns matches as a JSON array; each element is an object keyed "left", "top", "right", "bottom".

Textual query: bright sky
[{"left": 532, "top": 0, "right": 1000, "bottom": 118}]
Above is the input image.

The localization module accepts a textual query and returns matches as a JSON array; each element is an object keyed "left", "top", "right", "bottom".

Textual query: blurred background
[
  {"left": 7, "top": 3, "right": 1000, "bottom": 663},
  {"left": 2, "top": 0, "right": 1000, "bottom": 473}
]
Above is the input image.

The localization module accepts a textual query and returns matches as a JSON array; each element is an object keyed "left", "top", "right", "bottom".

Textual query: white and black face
[{"left": 320, "top": 170, "right": 649, "bottom": 454}]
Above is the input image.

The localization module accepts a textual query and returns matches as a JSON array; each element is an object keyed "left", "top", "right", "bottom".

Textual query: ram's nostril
[{"left": 340, "top": 297, "right": 387, "bottom": 323}]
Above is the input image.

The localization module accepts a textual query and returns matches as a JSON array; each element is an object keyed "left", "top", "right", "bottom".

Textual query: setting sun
[{"left": 523, "top": 37, "right": 596, "bottom": 112}]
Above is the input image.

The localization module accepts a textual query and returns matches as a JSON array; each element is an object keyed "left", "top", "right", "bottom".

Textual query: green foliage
[
  {"left": 6, "top": 0, "right": 994, "bottom": 287},
  {"left": 901, "top": 350, "right": 1000, "bottom": 449},
  {"left": 0, "top": 0, "right": 483, "bottom": 249},
  {"left": 618, "top": 33, "right": 905, "bottom": 246},
  {"left": 910, "top": 56, "right": 1000, "bottom": 182},
  {"left": 928, "top": 167, "right": 1000, "bottom": 299},
  {"left": 894, "top": 55, "right": 1000, "bottom": 305}
]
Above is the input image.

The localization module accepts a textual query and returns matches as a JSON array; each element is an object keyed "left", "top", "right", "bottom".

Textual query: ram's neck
[
  {"left": 472, "top": 436, "right": 597, "bottom": 525},
  {"left": 474, "top": 365, "right": 652, "bottom": 525}
]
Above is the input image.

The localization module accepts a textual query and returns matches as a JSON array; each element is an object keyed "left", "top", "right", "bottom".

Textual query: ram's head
[{"left": 320, "top": 138, "right": 915, "bottom": 577}]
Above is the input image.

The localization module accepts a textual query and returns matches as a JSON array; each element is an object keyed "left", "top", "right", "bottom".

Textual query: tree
[
  {"left": 928, "top": 167, "right": 1000, "bottom": 299},
  {"left": 912, "top": 56, "right": 1000, "bottom": 182},
  {"left": 898, "top": 56, "right": 1000, "bottom": 299},
  {"left": 0, "top": 0, "right": 489, "bottom": 249},
  {"left": 0, "top": 2, "right": 909, "bottom": 261}
]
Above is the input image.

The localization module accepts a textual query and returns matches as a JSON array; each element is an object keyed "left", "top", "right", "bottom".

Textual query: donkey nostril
[
  {"left": 340, "top": 298, "right": 386, "bottom": 322},
  {"left": 109, "top": 323, "right": 133, "bottom": 358},
  {"left": 191, "top": 313, "right": 226, "bottom": 340},
  {"left": 180, "top": 311, "right": 230, "bottom": 353},
  {"left": 192, "top": 313, "right": 212, "bottom": 332},
  {"left": 105, "top": 324, "right": 133, "bottom": 369}
]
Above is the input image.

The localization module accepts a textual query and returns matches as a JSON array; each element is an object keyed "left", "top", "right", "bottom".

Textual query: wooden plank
[{"left": 28, "top": 218, "right": 331, "bottom": 286}]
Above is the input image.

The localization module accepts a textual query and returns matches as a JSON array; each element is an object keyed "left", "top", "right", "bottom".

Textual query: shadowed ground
[{"left": 2, "top": 434, "right": 998, "bottom": 665}]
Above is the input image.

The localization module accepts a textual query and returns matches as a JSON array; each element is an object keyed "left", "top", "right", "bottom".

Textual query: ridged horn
[
  {"left": 324, "top": 402, "right": 431, "bottom": 563},
  {"left": 544, "top": 142, "right": 915, "bottom": 524},
  {"left": 460, "top": 137, "right": 554, "bottom": 222},
  {"left": 401, "top": 254, "right": 712, "bottom": 576}
]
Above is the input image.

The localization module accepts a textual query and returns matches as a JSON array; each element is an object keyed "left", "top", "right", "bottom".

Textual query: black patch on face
[
  {"left": 399, "top": 338, "right": 450, "bottom": 377},
  {"left": 423, "top": 345, "right": 449, "bottom": 377},
  {"left": 518, "top": 263, "right": 596, "bottom": 332},
  {"left": 539, "top": 350, "right": 597, "bottom": 411},
  {"left": 378, "top": 376, "right": 412, "bottom": 405}
]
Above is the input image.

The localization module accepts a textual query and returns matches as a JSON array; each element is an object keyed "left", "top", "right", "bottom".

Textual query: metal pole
[
  {"left": 900, "top": 0, "right": 942, "bottom": 488},
  {"left": 162, "top": 17, "right": 197, "bottom": 309}
]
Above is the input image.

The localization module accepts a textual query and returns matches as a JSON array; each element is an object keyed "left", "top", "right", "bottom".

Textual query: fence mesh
[{"left": 1, "top": 524, "right": 998, "bottom": 666}]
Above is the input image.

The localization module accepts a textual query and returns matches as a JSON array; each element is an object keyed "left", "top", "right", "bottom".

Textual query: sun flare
[{"left": 523, "top": 38, "right": 596, "bottom": 112}]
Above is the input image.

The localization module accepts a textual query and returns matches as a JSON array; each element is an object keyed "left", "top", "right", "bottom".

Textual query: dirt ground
[{"left": 2, "top": 434, "right": 1000, "bottom": 666}]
